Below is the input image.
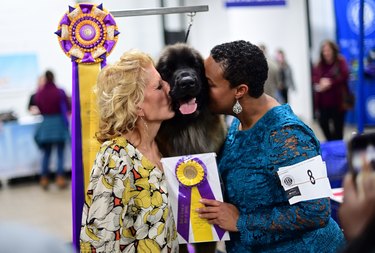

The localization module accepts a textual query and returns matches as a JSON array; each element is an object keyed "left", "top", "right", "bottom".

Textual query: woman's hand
[
  {"left": 339, "top": 163, "right": 375, "bottom": 240},
  {"left": 196, "top": 198, "right": 240, "bottom": 232},
  {"left": 319, "top": 77, "right": 332, "bottom": 91}
]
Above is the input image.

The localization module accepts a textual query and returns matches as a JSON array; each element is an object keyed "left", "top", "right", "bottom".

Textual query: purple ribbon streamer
[
  {"left": 197, "top": 180, "right": 226, "bottom": 240},
  {"left": 176, "top": 157, "right": 226, "bottom": 242},
  {"left": 60, "top": 14, "right": 70, "bottom": 26},
  {"left": 61, "top": 40, "right": 73, "bottom": 53},
  {"left": 72, "top": 61, "right": 84, "bottom": 252},
  {"left": 79, "top": 3, "right": 93, "bottom": 14},
  {"left": 69, "top": 5, "right": 75, "bottom": 13},
  {"left": 177, "top": 185, "right": 192, "bottom": 242},
  {"left": 103, "top": 14, "right": 116, "bottom": 26},
  {"left": 103, "top": 40, "right": 115, "bottom": 54},
  {"left": 82, "top": 52, "right": 95, "bottom": 63},
  {"left": 101, "top": 57, "right": 107, "bottom": 69}
]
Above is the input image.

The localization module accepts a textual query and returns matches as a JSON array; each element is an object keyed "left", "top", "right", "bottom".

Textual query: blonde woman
[{"left": 80, "top": 50, "right": 178, "bottom": 253}]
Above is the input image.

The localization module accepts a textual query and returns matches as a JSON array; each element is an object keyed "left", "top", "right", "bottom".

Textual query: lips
[{"left": 179, "top": 98, "right": 197, "bottom": 114}]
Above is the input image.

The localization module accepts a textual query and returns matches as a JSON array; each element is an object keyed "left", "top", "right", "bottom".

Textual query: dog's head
[{"left": 156, "top": 43, "right": 208, "bottom": 118}]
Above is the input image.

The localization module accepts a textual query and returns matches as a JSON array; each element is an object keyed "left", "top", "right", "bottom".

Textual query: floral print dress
[{"left": 80, "top": 137, "right": 178, "bottom": 253}]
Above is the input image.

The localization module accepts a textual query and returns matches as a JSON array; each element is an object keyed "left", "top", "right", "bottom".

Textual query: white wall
[
  {"left": 0, "top": 0, "right": 164, "bottom": 118},
  {"left": 0, "top": 0, "right": 335, "bottom": 122},
  {"left": 309, "top": 0, "right": 336, "bottom": 64},
  {"left": 186, "top": 0, "right": 312, "bottom": 121}
]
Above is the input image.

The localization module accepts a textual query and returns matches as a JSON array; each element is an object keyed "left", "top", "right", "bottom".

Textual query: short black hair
[
  {"left": 45, "top": 70, "right": 54, "bottom": 83},
  {"left": 210, "top": 40, "right": 268, "bottom": 98}
]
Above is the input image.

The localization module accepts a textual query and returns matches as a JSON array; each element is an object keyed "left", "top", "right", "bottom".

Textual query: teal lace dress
[{"left": 219, "top": 104, "right": 344, "bottom": 253}]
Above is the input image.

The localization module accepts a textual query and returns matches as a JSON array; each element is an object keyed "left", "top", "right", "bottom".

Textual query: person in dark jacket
[
  {"left": 312, "top": 40, "right": 350, "bottom": 141},
  {"left": 34, "top": 70, "right": 70, "bottom": 189}
]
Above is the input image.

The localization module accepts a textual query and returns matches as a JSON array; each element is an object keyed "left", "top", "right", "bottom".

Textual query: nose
[
  {"left": 163, "top": 80, "right": 171, "bottom": 93},
  {"left": 179, "top": 76, "right": 195, "bottom": 89}
]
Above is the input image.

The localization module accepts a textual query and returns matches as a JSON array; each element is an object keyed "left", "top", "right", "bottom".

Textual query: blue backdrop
[{"left": 334, "top": 0, "right": 375, "bottom": 126}]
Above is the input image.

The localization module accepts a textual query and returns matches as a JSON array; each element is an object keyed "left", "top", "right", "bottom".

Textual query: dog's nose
[{"left": 178, "top": 76, "right": 195, "bottom": 89}]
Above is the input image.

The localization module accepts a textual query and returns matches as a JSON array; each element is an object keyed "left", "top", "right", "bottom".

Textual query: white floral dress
[{"left": 80, "top": 137, "right": 178, "bottom": 253}]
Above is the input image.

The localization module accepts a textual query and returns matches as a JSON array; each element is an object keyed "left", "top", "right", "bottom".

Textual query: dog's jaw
[{"left": 169, "top": 68, "right": 202, "bottom": 116}]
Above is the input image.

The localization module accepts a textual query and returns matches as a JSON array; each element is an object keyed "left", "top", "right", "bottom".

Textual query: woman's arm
[
  {"left": 235, "top": 125, "right": 330, "bottom": 247},
  {"left": 80, "top": 143, "right": 129, "bottom": 252},
  {"left": 198, "top": 124, "right": 332, "bottom": 246}
]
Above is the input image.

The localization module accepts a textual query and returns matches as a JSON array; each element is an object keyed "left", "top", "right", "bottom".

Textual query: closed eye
[
  {"left": 157, "top": 80, "right": 163, "bottom": 90},
  {"left": 208, "top": 81, "right": 215, "bottom": 87}
]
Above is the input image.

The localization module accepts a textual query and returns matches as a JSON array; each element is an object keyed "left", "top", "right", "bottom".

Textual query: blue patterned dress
[{"left": 219, "top": 104, "right": 344, "bottom": 253}]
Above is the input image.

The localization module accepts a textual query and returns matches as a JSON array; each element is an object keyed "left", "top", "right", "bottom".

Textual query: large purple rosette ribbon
[
  {"left": 175, "top": 156, "right": 226, "bottom": 242},
  {"left": 55, "top": 3, "right": 119, "bottom": 251},
  {"left": 55, "top": 3, "right": 119, "bottom": 65}
]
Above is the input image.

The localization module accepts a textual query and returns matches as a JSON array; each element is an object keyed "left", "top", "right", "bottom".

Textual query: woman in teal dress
[{"left": 197, "top": 40, "right": 345, "bottom": 252}]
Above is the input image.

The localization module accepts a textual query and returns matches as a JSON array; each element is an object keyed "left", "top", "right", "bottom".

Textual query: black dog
[
  {"left": 156, "top": 43, "right": 226, "bottom": 253},
  {"left": 156, "top": 43, "right": 226, "bottom": 157}
]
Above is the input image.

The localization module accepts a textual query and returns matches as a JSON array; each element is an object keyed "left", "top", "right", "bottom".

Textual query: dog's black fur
[
  {"left": 156, "top": 43, "right": 226, "bottom": 157},
  {"left": 156, "top": 42, "right": 226, "bottom": 253}
]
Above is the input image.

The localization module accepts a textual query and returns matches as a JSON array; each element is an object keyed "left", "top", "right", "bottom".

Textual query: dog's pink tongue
[{"left": 179, "top": 98, "right": 197, "bottom": 114}]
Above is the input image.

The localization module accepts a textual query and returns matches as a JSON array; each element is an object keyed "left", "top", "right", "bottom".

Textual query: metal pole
[
  {"left": 357, "top": 0, "right": 365, "bottom": 133},
  {"left": 111, "top": 5, "right": 208, "bottom": 18}
]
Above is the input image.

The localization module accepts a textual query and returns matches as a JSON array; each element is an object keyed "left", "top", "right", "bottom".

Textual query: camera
[{"left": 347, "top": 132, "right": 375, "bottom": 176}]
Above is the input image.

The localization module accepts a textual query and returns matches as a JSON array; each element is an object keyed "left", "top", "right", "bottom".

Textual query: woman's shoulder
[
  {"left": 265, "top": 105, "right": 317, "bottom": 139},
  {"left": 97, "top": 137, "right": 135, "bottom": 164},
  {"left": 263, "top": 105, "right": 298, "bottom": 126}
]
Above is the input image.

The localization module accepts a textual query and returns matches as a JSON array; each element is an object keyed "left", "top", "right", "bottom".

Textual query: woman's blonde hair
[{"left": 95, "top": 50, "right": 154, "bottom": 143}]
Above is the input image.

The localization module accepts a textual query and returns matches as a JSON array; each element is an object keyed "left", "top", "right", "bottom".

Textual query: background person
[
  {"left": 339, "top": 161, "right": 375, "bottom": 252},
  {"left": 80, "top": 50, "right": 178, "bottom": 253},
  {"left": 34, "top": 70, "right": 70, "bottom": 189},
  {"left": 275, "top": 49, "right": 295, "bottom": 104},
  {"left": 259, "top": 44, "right": 281, "bottom": 102},
  {"left": 28, "top": 75, "right": 46, "bottom": 115},
  {"left": 312, "top": 40, "right": 350, "bottom": 141},
  {"left": 198, "top": 40, "right": 344, "bottom": 253}
]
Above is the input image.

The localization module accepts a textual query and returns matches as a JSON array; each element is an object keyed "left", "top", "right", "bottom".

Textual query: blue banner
[
  {"left": 334, "top": 0, "right": 375, "bottom": 125},
  {"left": 226, "top": 0, "right": 286, "bottom": 7}
]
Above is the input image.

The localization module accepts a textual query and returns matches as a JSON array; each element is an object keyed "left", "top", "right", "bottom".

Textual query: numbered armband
[{"left": 277, "top": 155, "right": 333, "bottom": 205}]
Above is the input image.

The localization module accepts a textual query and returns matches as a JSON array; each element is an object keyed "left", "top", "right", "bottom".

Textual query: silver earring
[
  {"left": 140, "top": 116, "right": 150, "bottom": 138},
  {"left": 232, "top": 100, "right": 242, "bottom": 114}
]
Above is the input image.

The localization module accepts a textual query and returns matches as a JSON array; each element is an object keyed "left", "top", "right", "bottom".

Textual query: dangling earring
[
  {"left": 232, "top": 100, "right": 242, "bottom": 114},
  {"left": 140, "top": 115, "right": 150, "bottom": 138}
]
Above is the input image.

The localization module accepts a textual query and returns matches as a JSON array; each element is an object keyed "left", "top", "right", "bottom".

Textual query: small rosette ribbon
[{"left": 175, "top": 157, "right": 225, "bottom": 242}]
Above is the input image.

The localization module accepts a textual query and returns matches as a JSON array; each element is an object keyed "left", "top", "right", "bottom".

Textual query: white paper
[
  {"left": 161, "top": 152, "right": 230, "bottom": 244},
  {"left": 277, "top": 155, "right": 333, "bottom": 205}
]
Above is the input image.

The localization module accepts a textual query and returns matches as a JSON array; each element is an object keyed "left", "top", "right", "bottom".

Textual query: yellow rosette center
[{"left": 176, "top": 160, "right": 205, "bottom": 186}]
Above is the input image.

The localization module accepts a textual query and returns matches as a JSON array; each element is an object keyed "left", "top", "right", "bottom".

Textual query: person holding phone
[{"left": 339, "top": 133, "right": 375, "bottom": 252}]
